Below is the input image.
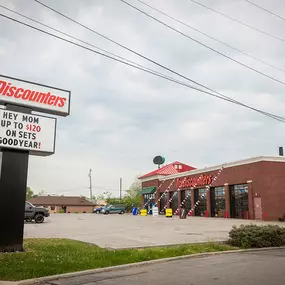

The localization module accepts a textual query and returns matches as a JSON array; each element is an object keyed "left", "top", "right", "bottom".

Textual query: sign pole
[{"left": 0, "top": 105, "right": 30, "bottom": 252}]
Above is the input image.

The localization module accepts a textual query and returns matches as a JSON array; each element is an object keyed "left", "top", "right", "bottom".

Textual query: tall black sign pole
[{"left": 0, "top": 105, "right": 31, "bottom": 252}]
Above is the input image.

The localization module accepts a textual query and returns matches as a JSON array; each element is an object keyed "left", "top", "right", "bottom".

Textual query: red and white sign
[
  {"left": 0, "top": 109, "right": 56, "bottom": 156},
  {"left": 176, "top": 174, "right": 212, "bottom": 189},
  {"left": 0, "top": 75, "right": 70, "bottom": 116}
]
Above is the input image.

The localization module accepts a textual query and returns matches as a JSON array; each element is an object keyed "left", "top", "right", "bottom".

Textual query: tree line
[{"left": 26, "top": 178, "right": 142, "bottom": 212}]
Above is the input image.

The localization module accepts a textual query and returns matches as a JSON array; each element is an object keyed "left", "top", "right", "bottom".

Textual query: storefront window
[
  {"left": 230, "top": 184, "right": 248, "bottom": 219},
  {"left": 181, "top": 190, "right": 191, "bottom": 212},
  {"left": 210, "top": 187, "right": 225, "bottom": 217},
  {"left": 143, "top": 193, "right": 155, "bottom": 210},
  {"left": 160, "top": 193, "right": 167, "bottom": 214},
  {"left": 170, "top": 191, "right": 178, "bottom": 213},
  {"left": 195, "top": 188, "right": 207, "bottom": 216}
]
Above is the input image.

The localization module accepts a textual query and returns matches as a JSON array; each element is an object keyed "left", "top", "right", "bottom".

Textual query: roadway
[{"left": 39, "top": 249, "right": 285, "bottom": 285}]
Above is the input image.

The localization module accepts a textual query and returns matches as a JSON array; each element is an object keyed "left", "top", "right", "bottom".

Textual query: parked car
[
  {"left": 25, "top": 201, "right": 50, "bottom": 223},
  {"left": 101, "top": 204, "right": 126, "bottom": 215},
  {"left": 94, "top": 206, "right": 105, "bottom": 214}
]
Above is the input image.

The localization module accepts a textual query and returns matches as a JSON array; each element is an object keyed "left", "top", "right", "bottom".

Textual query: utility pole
[
  {"left": 120, "top": 177, "right": 122, "bottom": 201},
  {"left": 88, "top": 169, "right": 93, "bottom": 200}
]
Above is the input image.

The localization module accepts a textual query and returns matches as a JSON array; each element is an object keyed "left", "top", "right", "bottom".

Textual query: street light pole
[
  {"left": 88, "top": 169, "right": 92, "bottom": 200},
  {"left": 120, "top": 177, "right": 122, "bottom": 201}
]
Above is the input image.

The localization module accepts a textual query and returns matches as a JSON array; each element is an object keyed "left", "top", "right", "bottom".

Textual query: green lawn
[{"left": 0, "top": 239, "right": 235, "bottom": 281}]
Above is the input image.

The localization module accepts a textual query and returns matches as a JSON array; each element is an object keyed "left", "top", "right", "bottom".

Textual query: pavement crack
[
  {"left": 46, "top": 271, "right": 149, "bottom": 285},
  {"left": 90, "top": 271, "right": 148, "bottom": 284}
]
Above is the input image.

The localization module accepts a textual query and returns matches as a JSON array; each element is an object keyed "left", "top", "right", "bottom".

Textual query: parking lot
[{"left": 24, "top": 214, "right": 283, "bottom": 249}]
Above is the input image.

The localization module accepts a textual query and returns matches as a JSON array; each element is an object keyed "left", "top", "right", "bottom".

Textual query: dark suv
[{"left": 25, "top": 202, "right": 50, "bottom": 223}]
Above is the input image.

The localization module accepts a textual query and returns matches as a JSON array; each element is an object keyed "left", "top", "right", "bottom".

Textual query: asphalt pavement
[
  {"left": 24, "top": 214, "right": 283, "bottom": 248},
  {"left": 38, "top": 249, "right": 285, "bottom": 285}
]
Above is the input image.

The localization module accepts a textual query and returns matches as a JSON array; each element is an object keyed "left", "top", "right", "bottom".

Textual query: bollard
[
  {"left": 246, "top": 211, "right": 249, "bottom": 220},
  {"left": 165, "top": 208, "right": 173, "bottom": 218},
  {"left": 263, "top": 212, "right": 267, "bottom": 221},
  {"left": 132, "top": 207, "right": 138, "bottom": 216},
  {"left": 152, "top": 207, "right": 159, "bottom": 217},
  {"left": 180, "top": 208, "right": 187, "bottom": 219}
]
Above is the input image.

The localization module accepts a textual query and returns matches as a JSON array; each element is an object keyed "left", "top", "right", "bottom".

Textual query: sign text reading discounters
[
  {"left": 0, "top": 109, "right": 56, "bottom": 156},
  {"left": 0, "top": 75, "right": 70, "bottom": 116}
]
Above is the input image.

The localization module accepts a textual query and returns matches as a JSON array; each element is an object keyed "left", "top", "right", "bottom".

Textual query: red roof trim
[{"left": 139, "top": 161, "right": 196, "bottom": 179}]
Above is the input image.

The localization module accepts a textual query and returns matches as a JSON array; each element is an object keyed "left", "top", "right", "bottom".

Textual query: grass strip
[{"left": 0, "top": 239, "right": 235, "bottom": 281}]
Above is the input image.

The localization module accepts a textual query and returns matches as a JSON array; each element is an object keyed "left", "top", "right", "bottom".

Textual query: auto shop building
[{"left": 139, "top": 156, "right": 285, "bottom": 221}]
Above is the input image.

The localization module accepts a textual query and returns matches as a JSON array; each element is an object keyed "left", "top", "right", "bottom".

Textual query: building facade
[
  {"left": 139, "top": 156, "right": 285, "bottom": 221},
  {"left": 28, "top": 196, "right": 95, "bottom": 213}
]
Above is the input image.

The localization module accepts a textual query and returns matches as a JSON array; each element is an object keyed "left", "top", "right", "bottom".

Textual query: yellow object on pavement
[
  {"left": 141, "top": 209, "right": 147, "bottom": 216},
  {"left": 165, "top": 208, "right": 172, "bottom": 217}
]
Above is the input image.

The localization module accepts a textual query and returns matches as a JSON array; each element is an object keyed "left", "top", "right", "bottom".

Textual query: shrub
[
  {"left": 58, "top": 209, "right": 65, "bottom": 213},
  {"left": 229, "top": 224, "right": 285, "bottom": 248}
]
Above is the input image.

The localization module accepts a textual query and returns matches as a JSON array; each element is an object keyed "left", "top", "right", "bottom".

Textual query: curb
[
  {"left": 108, "top": 240, "right": 228, "bottom": 250},
  {"left": 13, "top": 246, "right": 285, "bottom": 285}
]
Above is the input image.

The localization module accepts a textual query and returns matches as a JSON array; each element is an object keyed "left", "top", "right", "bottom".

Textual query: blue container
[{"left": 132, "top": 207, "right": 138, "bottom": 215}]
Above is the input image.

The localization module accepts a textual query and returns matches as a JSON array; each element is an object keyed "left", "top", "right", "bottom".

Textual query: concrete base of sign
[
  {"left": 0, "top": 105, "right": 30, "bottom": 252},
  {"left": 0, "top": 149, "right": 29, "bottom": 252}
]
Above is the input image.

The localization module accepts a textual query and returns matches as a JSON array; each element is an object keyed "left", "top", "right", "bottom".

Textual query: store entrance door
[{"left": 254, "top": 197, "right": 262, "bottom": 220}]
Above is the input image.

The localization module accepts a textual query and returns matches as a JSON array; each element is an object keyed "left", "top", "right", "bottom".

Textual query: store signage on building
[
  {"left": 0, "top": 109, "right": 56, "bottom": 155},
  {"left": 0, "top": 75, "right": 70, "bottom": 116},
  {"left": 176, "top": 174, "right": 212, "bottom": 189}
]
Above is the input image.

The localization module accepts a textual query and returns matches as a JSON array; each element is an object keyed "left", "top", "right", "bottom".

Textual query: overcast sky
[{"left": 0, "top": 0, "right": 285, "bottom": 197}]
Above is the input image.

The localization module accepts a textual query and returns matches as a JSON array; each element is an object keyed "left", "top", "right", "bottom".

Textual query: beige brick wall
[{"left": 66, "top": 206, "right": 94, "bottom": 213}]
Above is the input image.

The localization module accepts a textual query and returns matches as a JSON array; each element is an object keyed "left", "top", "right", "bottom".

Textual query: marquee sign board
[
  {"left": 0, "top": 75, "right": 70, "bottom": 117},
  {"left": 0, "top": 109, "right": 56, "bottom": 156}
]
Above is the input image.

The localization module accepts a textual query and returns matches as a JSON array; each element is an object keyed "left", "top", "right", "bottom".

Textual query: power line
[
  {"left": 244, "top": 0, "right": 285, "bottom": 22},
  {"left": 0, "top": 12, "right": 284, "bottom": 123},
  {"left": 29, "top": 2, "right": 285, "bottom": 121},
  {"left": 34, "top": 0, "right": 285, "bottom": 90},
  {"left": 121, "top": 0, "right": 285, "bottom": 87},
  {"left": 188, "top": 0, "right": 285, "bottom": 43},
  {"left": 47, "top": 186, "right": 120, "bottom": 194},
  {"left": 8, "top": 1, "right": 238, "bottom": 101},
  {"left": 49, "top": 188, "right": 88, "bottom": 194},
  {"left": 133, "top": 0, "right": 285, "bottom": 74},
  {"left": 0, "top": 4, "right": 182, "bottom": 82},
  {"left": 3, "top": 2, "right": 216, "bottom": 96},
  {"left": 15, "top": 1, "right": 270, "bottom": 118}
]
